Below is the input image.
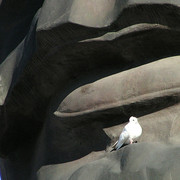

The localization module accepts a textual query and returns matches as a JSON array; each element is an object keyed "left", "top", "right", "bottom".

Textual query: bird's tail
[{"left": 115, "top": 141, "right": 124, "bottom": 150}]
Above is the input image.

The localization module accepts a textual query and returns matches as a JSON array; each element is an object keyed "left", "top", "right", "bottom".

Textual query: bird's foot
[{"left": 130, "top": 139, "right": 133, "bottom": 144}]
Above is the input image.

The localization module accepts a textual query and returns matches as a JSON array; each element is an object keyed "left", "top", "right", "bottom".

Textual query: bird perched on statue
[{"left": 112, "top": 116, "right": 142, "bottom": 151}]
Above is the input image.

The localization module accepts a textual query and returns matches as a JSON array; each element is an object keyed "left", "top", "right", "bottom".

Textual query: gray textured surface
[
  {"left": 38, "top": 142, "right": 180, "bottom": 180},
  {"left": 56, "top": 56, "right": 180, "bottom": 116},
  {"left": 1, "top": 1, "right": 180, "bottom": 180}
]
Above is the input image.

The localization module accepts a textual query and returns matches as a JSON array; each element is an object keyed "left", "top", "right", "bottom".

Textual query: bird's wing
[{"left": 115, "top": 129, "right": 130, "bottom": 150}]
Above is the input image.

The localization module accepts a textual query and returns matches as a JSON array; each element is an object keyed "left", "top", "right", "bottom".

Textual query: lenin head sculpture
[{"left": 1, "top": 1, "right": 180, "bottom": 180}]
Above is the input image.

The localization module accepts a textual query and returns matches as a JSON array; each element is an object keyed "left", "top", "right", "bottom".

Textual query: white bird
[{"left": 112, "top": 116, "right": 142, "bottom": 150}]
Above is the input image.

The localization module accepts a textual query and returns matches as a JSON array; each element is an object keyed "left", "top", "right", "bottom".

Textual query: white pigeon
[{"left": 112, "top": 116, "right": 142, "bottom": 150}]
